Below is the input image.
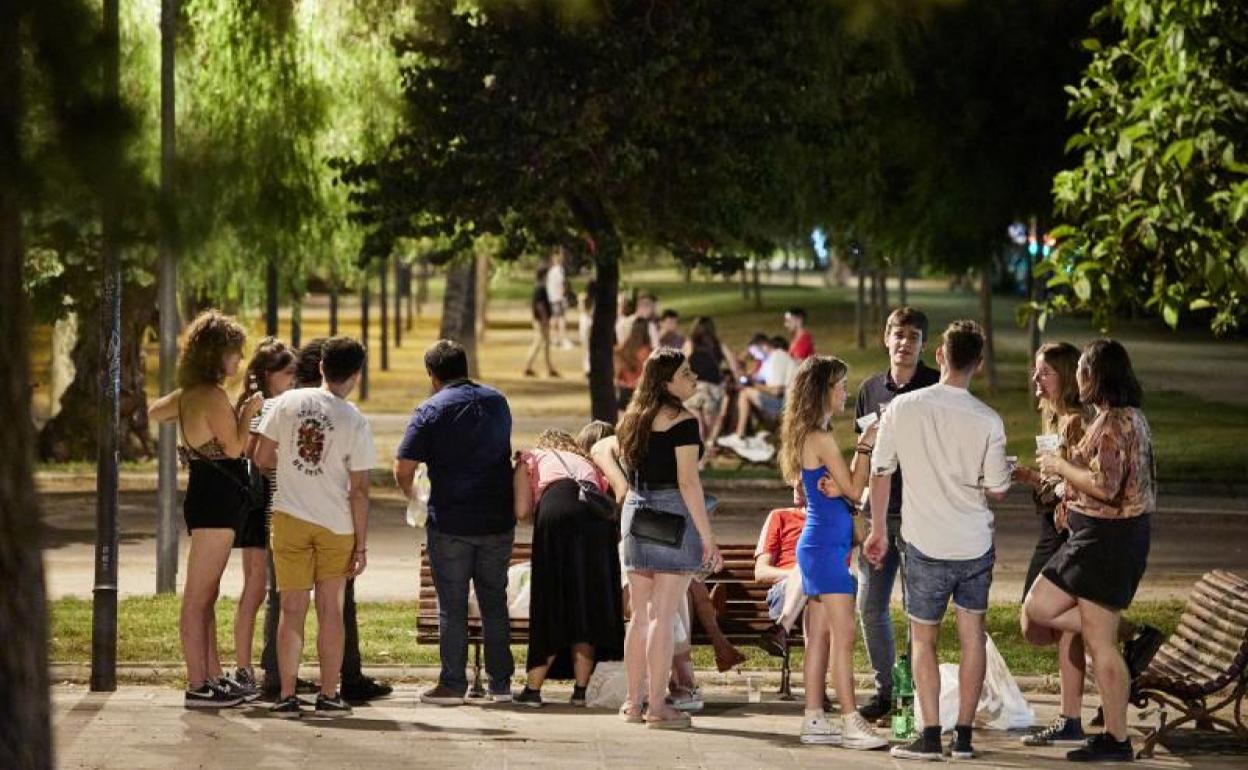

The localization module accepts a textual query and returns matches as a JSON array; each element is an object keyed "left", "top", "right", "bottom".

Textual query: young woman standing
[
  {"left": 780, "top": 355, "right": 888, "bottom": 750},
  {"left": 149, "top": 311, "right": 263, "bottom": 708}
]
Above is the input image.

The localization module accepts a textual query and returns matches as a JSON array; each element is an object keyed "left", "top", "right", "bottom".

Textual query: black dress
[{"left": 526, "top": 478, "right": 625, "bottom": 678}]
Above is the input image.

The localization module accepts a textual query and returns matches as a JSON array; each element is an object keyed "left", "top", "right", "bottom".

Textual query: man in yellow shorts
[{"left": 256, "top": 337, "right": 374, "bottom": 718}]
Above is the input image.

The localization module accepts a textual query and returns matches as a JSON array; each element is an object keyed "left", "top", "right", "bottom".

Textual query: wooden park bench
[
  {"left": 1133, "top": 569, "right": 1248, "bottom": 759},
  {"left": 416, "top": 541, "right": 804, "bottom": 697}
]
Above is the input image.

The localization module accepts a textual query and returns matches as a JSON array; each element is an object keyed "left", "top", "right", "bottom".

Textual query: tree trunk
[
  {"left": 265, "top": 259, "right": 278, "bottom": 337},
  {"left": 567, "top": 193, "right": 621, "bottom": 423},
  {"left": 979, "top": 262, "right": 998, "bottom": 395},
  {"left": 415, "top": 259, "right": 429, "bottom": 318},
  {"left": 740, "top": 265, "right": 749, "bottom": 300},
  {"left": 393, "top": 256, "right": 402, "bottom": 348},
  {"left": 855, "top": 267, "right": 866, "bottom": 349},
  {"left": 751, "top": 259, "right": 762, "bottom": 309},
  {"left": 290, "top": 294, "right": 301, "bottom": 350},
  {"left": 0, "top": 8, "right": 53, "bottom": 762},
  {"left": 878, "top": 268, "right": 889, "bottom": 323},
  {"left": 474, "top": 249, "right": 489, "bottom": 345},
  {"left": 379, "top": 259, "right": 389, "bottom": 371},
  {"left": 404, "top": 263, "right": 414, "bottom": 330},
  {"left": 898, "top": 257, "right": 908, "bottom": 306},
  {"left": 868, "top": 270, "right": 880, "bottom": 332},
  {"left": 438, "top": 255, "right": 479, "bottom": 378},
  {"left": 156, "top": 0, "right": 179, "bottom": 595},
  {"left": 329, "top": 281, "right": 339, "bottom": 336},
  {"left": 359, "top": 277, "right": 369, "bottom": 400}
]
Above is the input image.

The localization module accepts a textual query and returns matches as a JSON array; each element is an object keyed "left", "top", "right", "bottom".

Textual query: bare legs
[
  {"left": 526, "top": 643, "right": 595, "bottom": 690},
  {"left": 624, "top": 570, "right": 692, "bottom": 721},
  {"left": 278, "top": 577, "right": 348, "bottom": 699},
  {"left": 523, "top": 320, "right": 556, "bottom": 376},
  {"left": 803, "top": 593, "right": 860, "bottom": 714},
  {"left": 180, "top": 529, "right": 235, "bottom": 689},
  {"left": 910, "top": 610, "right": 985, "bottom": 730},
  {"left": 233, "top": 546, "right": 267, "bottom": 673}
]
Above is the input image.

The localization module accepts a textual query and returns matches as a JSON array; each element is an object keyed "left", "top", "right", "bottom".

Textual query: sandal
[
  {"left": 619, "top": 702, "right": 644, "bottom": 724},
  {"left": 645, "top": 711, "right": 692, "bottom": 730}
]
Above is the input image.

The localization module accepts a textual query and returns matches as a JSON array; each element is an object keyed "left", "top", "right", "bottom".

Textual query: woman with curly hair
[
  {"left": 228, "top": 337, "right": 296, "bottom": 694},
  {"left": 149, "top": 310, "right": 263, "bottom": 709},
  {"left": 511, "top": 429, "right": 624, "bottom": 707},
  {"left": 616, "top": 348, "right": 722, "bottom": 729},
  {"left": 780, "top": 355, "right": 887, "bottom": 750}
]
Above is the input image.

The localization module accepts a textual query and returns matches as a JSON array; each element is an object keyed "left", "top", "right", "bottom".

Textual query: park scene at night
[{"left": 2, "top": 1, "right": 1247, "bottom": 768}]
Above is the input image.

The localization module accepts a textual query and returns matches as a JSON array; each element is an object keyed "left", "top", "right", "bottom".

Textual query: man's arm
[
  {"left": 754, "top": 554, "right": 793, "bottom": 584},
  {"left": 983, "top": 417, "right": 1013, "bottom": 502},
  {"left": 394, "top": 458, "right": 419, "bottom": 500},
  {"left": 348, "top": 469, "right": 369, "bottom": 577},
  {"left": 254, "top": 435, "right": 278, "bottom": 473}
]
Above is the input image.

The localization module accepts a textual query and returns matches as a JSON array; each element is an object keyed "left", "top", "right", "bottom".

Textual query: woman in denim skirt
[{"left": 617, "top": 348, "right": 723, "bottom": 729}]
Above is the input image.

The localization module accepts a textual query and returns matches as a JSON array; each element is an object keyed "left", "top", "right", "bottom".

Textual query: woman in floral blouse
[{"left": 1022, "top": 339, "right": 1157, "bottom": 762}]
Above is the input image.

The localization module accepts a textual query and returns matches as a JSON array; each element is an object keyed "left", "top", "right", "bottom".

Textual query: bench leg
[
  {"left": 468, "top": 641, "right": 485, "bottom": 698},
  {"left": 777, "top": 649, "right": 795, "bottom": 700}
]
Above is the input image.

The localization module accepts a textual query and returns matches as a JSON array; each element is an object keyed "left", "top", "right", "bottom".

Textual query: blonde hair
[
  {"left": 535, "top": 429, "right": 589, "bottom": 460},
  {"left": 779, "top": 355, "right": 849, "bottom": 485}
]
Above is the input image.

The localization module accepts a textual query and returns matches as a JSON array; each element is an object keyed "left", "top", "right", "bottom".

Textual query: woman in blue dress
[{"left": 780, "top": 355, "right": 888, "bottom": 750}]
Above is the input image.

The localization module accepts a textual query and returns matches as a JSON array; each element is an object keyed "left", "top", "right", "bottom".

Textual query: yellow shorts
[{"left": 270, "top": 511, "right": 355, "bottom": 591}]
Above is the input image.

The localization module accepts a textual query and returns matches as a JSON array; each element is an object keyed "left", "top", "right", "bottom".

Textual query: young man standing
[
  {"left": 394, "top": 340, "right": 516, "bottom": 705},
  {"left": 865, "top": 320, "right": 1012, "bottom": 760},
  {"left": 784, "top": 307, "right": 815, "bottom": 361},
  {"left": 256, "top": 337, "right": 374, "bottom": 718},
  {"left": 852, "top": 307, "right": 939, "bottom": 722}
]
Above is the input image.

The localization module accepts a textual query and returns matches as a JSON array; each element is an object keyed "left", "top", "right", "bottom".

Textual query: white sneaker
[
  {"left": 800, "top": 712, "right": 843, "bottom": 745},
  {"left": 747, "top": 431, "right": 770, "bottom": 446},
  {"left": 841, "top": 710, "right": 890, "bottom": 751},
  {"left": 716, "top": 434, "right": 747, "bottom": 452},
  {"left": 738, "top": 443, "right": 776, "bottom": 464},
  {"left": 669, "top": 689, "right": 704, "bottom": 712}
]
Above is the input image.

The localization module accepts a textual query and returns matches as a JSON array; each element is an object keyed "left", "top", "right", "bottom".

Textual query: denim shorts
[
  {"left": 766, "top": 579, "right": 786, "bottom": 620},
  {"left": 758, "top": 392, "right": 784, "bottom": 418},
  {"left": 904, "top": 543, "right": 994, "bottom": 624},
  {"left": 620, "top": 487, "right": 704, "bottom": 574}
]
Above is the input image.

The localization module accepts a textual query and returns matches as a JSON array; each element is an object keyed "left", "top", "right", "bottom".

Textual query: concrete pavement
[{"left": 52, "top": 684, "right": 1246, "bottom": 769}]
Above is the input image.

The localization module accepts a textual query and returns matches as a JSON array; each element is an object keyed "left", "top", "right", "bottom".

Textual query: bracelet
[
  {"left": 855, "top": 444, "right": 874, "bottom": 455},
  {"left": 354, "top": 548, "right": 367, "bottom": 554}
]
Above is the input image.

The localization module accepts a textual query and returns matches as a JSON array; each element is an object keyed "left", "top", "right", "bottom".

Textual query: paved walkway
[{"left": 53, "top": 684, "right": 1245, "bottom": 769}]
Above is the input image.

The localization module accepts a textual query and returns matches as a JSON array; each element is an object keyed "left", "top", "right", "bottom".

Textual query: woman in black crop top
[
  {"left": 615, "top": 348, "right": 722, "bottom": 729},
  {"left": 682, "top": 317, "right": 741, "bottom": 453}
]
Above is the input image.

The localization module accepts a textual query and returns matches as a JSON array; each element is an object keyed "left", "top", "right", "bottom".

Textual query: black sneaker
[
  {"left": 314, "top": 692, "right": 353, "bottom": 717},
  {"left": 858, "top": 693, "right": 893, "bottom": 722},
  {"left": 340, "top": 675, "right": 393, "bottom": 703},
  {"left": 219, "top": 673, "right": 261, "bottom": 703},
  {"left": 890, "top": 733, "right": 944, "bottom": 761},
  {"left": 185, "top": 682, "right": 244, "bottom": 709},
  {"left": 514, "top": 687, "right": 543, "bottom": 708},
  {"left": 1067, "top": 732, "right": 1134, "bottom": 762},
  {"left": 1124, "top": 625, "right": 1164, "bottom": 679},
  {"left": 570, "top": 685, "right": 587, "bottom": 707},
  {"left": 269, "top": 695, "right": 304, "bottom": 719},
  {"left": 1022, "top": 715, "right": 1087, "bottom": 747},
  {"left": 948, "top": 731, "right": 974, "bottom": 760}
]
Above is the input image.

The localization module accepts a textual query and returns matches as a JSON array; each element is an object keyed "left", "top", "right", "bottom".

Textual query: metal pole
[
  {"left": 155, "top": 0, "right": 179, "bottom": 595},
  {"left": 92, "top": 0, "right": 121, "bottom": 692}
]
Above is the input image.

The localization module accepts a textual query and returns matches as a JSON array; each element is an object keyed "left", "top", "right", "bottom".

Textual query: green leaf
[
  {"left": 1162, "top": 300, "right": 1180, "bottom": 328},
  {"left": 1080, "top": 38, "right": 1102, "bottom": 52},
  {"left": 1189, "top": 298, "right": 1212, "bottom": 310},
  {"left": 1162, "top": 138, "right": 1195, "bottom": 170}
]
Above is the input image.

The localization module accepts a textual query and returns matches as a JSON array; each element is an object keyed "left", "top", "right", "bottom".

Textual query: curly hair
[
  {"left": 779, "top": 355, "right": 849, "bottom": 485},
  {"left": 177, "top": 310, "right": 247, "bottom": 389},
  {"left": 236, "top": 337, "right": 296, "bottom": 411},
  {"left": 618, "top": 348, "right": 687, "bottom": 472},
  {"left": 534, "top": 429, "right": 590, "bottom": 460}
]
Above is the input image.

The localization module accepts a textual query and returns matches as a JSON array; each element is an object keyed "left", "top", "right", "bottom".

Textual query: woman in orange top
[{"left": 614, "top": 317, "right": 652, "bottom": 411}]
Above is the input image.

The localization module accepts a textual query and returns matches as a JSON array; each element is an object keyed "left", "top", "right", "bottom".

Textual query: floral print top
[
  {"left": 1035, "top": 408, "right": 1092, "bottom": 508},
  {"left": 1064, "top": 407, "right": 1157, "bottom": 519}
]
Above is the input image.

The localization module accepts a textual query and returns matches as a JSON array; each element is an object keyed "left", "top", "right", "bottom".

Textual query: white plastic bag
[
  {"left": 913, "top": 635, "right": 1034, "bottom": 731},
  {"left": 585, "top": 661, "right": 628, "bottom": 710},
  {"left": 405, "top": 466, "right": 432, "bottom": 527},
  {"left": 506, "top": 562, "right": 532, "bottom": 619}
]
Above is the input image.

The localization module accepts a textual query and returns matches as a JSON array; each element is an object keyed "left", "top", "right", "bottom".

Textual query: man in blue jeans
[
  {"left": 851, "top": 307, "right": 939, "bottom": 721},
  {"left": 394, "top": 340, "right": 516, "bottom": 705},
  {"left": 865, "top": 320, "right": 1012, "bottom": 761}
]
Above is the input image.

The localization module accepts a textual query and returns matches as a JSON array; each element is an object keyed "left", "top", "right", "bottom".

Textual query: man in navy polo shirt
[{"left": 394, "top": 340, "right": 516, "bottom": 705}]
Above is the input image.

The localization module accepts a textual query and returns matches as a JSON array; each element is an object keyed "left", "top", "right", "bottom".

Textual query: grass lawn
[
  {"left": 49, "top": 595, "right": 1183, "bottom": 680},
  {"left": 32, "top": 265, "right": 1248, "bottom": 482}
]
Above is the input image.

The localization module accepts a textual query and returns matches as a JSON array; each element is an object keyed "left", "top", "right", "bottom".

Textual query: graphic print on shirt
[{"left": 292, "top": 405, "right": 335, "bottom": 477}]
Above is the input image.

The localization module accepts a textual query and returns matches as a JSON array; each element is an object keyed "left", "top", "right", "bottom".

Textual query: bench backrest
[{"left": 1140, "top": 570, "right": 1248, "bottom": 698}]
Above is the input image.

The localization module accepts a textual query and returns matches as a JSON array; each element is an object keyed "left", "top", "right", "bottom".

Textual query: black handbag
[
  {"left": 628, "top": 505, "right": 687, "bottom": 548},
  {"left": 549, "top": 449, "right": 618, "bottom": 522},
  {"left": 180, "top": 404, "right": 265, "bottom": 521}
]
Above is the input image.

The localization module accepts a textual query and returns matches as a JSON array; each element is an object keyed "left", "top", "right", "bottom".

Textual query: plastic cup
[{"left": 746, "top": 675, "right": 762, "bottom": 703}]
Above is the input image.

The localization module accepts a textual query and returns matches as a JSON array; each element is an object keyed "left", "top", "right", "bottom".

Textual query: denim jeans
[
  {"left": 427, "top": 526, "right": 516, "bottom": 694},
  {"left": 855, "top": 516, "right": 904, "bottom": 701}
]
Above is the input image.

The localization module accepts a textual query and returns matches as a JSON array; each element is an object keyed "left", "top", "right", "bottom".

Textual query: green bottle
[{"left": 891, "top": 653, "right": 916, "bottom": 740}]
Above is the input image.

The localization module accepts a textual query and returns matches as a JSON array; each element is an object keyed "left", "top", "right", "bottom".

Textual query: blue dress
[{"left": 796, "top": 466, "right": 857, "bottom": 596}]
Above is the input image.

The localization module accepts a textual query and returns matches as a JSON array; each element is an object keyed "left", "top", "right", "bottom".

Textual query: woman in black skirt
[
  {"left": 512, "top": 429, "right": 625, "bottom": 708},
  {"left": 1023, "top": 339, "right": 1158, "bottom": 762}
]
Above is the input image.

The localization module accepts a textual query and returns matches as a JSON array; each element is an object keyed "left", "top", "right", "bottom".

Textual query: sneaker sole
[
  {"left": 421, "top": 697, "right": 467, "bottom": 706},
  {"left": 313, "top": 709, "right": 352, "bottom": 718},
  {"left": 889, "top": 749, "right": 944, "bottom": 761},
  {"left": 515, "top": 700, "right": 543, "bottom": 709},
  {"left": 950, "top": 750, "right": 975, "bottom": 759},
  {"left": 1022, "top": 738, "right": 1086, "bottom": 747},
  {"left": 799, "top": 734, "right": 843, "bottom": 746},
  {"left": 185, "top": 698, "right": 245, "bottom": 709},
  {"left": 271, "top": 709, "right": 303, "bottom": 719},
  {"left": 843, "top": 737, "right": 890, "bottom": 751}
]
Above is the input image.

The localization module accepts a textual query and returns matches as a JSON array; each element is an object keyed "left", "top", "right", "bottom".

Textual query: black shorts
[
  {"left": 1042, "top": 510, "right": 1150, "bottom": 611},
  {"left": 183, "top": 459, "right": 248, "bottom": 533}
]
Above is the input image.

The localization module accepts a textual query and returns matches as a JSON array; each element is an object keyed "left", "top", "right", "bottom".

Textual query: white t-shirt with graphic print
[{"left": 257, "top": 387, "right": 376, "bottom": 535}]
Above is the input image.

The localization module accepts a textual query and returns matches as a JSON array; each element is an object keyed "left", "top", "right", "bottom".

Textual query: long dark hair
[
  {"left": 1080, "top": 339, "right": 1143, "bottom": 408},
  {"left": 236, "top": 337, "right": 295, "bottom": 411},
  {"left": 618, "top": 348, "right": 687, "bottom": 472},
  {"left": 177, "top": 310, "right": 246, "bottom": 389},
  {"left": 688, "top": 316, "right": 721, "bottom": 351}
]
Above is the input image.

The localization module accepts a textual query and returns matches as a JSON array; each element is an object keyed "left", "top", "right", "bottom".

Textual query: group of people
[{"left": 155, "top": 299, "right": 1160, "bottom": 763}]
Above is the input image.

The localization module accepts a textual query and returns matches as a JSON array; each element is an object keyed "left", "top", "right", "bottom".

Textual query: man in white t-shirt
[
  {"left": 255, "top": 337, "right": 375, "bottom": 719},
  {"left": 546, "top": 246, "right": 573, "bottom": 349},
  {"left": 717, "top": 334, "right": 796, "bottom": 461},
  {"left": 865, "top": 320, "right": 1012, "bottom": 761}
]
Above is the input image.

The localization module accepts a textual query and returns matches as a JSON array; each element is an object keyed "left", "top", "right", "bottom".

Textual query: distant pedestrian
[
  {"left": 523, "top": 266, "right": 559, "bottom": 378},
  {"left": 256, "top": 336, "right": 373, "bottom": 719},
  {"left": 614, "top": 317, "right": 652, "bottom": 411},
  {"left": 657, "top": 309, "right": 684, "bottom": 349},
  {"left": 546, "top": 246, "right": 573, "bottom": 349},
  {"left": 784, "top": 307, "right": 815, "bottom": 361},
  {"left": 394, "top": 340, "right": 517, "bottom": 705}
]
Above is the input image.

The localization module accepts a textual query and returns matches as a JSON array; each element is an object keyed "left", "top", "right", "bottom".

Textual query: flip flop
[{"left": 619, "top": 702, "right": 644, "bottom": 724}]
